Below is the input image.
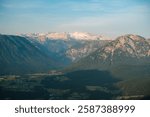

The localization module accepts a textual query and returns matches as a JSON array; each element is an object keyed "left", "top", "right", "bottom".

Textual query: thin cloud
[
  {"left": 0, "top": 0, "right": 149, "bottom": 38},
  {"left": 55, "top": 5, "right": 150, "bottom": 38}
]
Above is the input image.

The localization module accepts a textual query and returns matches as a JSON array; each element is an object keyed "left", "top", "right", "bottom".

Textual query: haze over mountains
[{"left": 0, "top": 32, "right": 150, "bottom": 99}]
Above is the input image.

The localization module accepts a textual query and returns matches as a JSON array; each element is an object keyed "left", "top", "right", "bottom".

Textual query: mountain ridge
[
  {"left": 0, "top": 34, "right": 59, "bottom": 75},
  {"left": 20, "top": 32, "right": 111, "bottom": 41},
  {"left": 21, "top": 32, "right": 110, "bottom": 63},
  {"left": 66, "top": 34, "right": 150, "bottom": 71},
  {"left": 0, "top": 33, "right": 150, "bottom": 99}
]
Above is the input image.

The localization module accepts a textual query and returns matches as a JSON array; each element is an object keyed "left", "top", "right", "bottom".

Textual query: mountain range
[
  {"left": 0, "top": 32, "right": 150, "bottom": 99},
  {"left": 1, "top": 33, "right": 150, "bottom": 74},
  {"left": 21, "top": 32, "right": 110, "bottom": 64},
  {"left": 63, "top": 34, "right": 150, "bottom": 99},
  {"left": 21, "top": 32, "right": 110, "bottom": 41},
  {"left": 68, "top": 34, "right": 150, "bottom": 71}
]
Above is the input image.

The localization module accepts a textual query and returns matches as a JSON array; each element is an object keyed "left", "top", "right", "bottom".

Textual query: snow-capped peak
[
  {"left": 46, "top": 32, "right": 69, "bottom": 40},
  {"left": 19, "top": 32, "right": 111, "bottom": 41},
  {"left": 69, "top": 32, "right": 110, "bottom": 40}
]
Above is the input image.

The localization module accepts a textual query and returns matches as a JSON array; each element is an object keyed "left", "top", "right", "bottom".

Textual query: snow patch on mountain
[
  {"left": 69, "top": 32, "right": 109, "bottom": 40},
  {"left": 20, "top": 32, "right": 111, "bottom": 41}
]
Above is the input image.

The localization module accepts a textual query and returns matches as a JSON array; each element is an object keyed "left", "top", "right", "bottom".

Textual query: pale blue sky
[{"left": 0, "top": 0, "right": 150, "bottom": 38}]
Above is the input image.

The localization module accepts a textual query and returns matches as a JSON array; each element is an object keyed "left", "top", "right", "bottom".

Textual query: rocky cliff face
[
  {"left": 21, "top": 32, "right": 110, "bottom": 64},
  {"left": 68, "top": 34, "right": 150, "bottom": 70}
]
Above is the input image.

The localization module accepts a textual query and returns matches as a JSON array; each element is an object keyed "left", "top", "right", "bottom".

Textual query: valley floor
[{"left": 0, "top": 70, "right": 150, "bottom": 100}]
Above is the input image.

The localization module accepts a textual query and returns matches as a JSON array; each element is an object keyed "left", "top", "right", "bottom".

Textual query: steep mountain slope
[
  {"left": 22, "top": 32, "right": 110, "bottom": 64},
  {"left": 0, "top": 34, "right": 150, "bottom": 99},
  {"left": 64, "top": 34, "right": 150, "bottom": 98},
  {"left": 66, "top": 40, "right": 107, "bottom": 61},
  {"left": 0, "top": 34, "right": 58, "bottom": 75},
  {"left": 69, "top": 34, "right": 150, "bottom": 71}
]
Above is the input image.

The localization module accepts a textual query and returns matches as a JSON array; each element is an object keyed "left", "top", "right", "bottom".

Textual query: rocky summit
[{"left": 68, "top": 34, "right": 150, "bottom": 70}]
